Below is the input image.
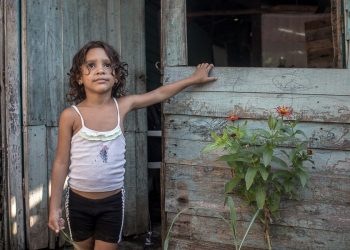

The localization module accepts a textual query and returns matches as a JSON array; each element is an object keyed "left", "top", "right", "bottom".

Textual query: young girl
[{"left": 48, "top": 40, "right": 216, "bottom": 250}]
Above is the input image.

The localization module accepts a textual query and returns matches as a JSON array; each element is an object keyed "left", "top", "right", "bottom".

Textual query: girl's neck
[{"left": 81, "top": 93, "right": 113, "bottom": 107}]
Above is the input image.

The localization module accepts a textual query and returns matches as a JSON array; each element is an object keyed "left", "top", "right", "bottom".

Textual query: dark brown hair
[{"left": 67, "top": 41, "right": 128, "bottom": 103}]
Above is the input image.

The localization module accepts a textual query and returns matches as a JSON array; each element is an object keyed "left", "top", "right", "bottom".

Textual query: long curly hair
[{"left": 67, "top": 41, "right": 128, "bottom": 104}]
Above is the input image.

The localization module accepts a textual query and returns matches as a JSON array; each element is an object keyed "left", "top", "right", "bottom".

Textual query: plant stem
[{"left": 238, "top": 209, "right": 261, "bottom": 250}]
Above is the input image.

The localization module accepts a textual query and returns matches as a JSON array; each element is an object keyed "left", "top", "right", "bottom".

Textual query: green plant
[
  {"left": 164, "top": 197, "right": 261, "bottom": 250},
  {"left": 203, "top": 106, "right": 313, "bottom": 249}
]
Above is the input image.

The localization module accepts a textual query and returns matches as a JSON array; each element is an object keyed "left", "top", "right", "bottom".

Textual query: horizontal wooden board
[
  {"left": 164, "top": 92, "right": 350, "bottom": 123},
  {"left": 164, "top": 115, "right": 350, "bottom": 150},
  {"left": 165, "top": 188, "right": 350, "bottom": 232},
  {"left": 164, "top": 67, "right": 350, "bottom": 95},
  {"left": 164, "top": 164, "right": 350, "bottom": 205},
  {"left": 164, "top": 138, "right": 350, "bottom": 176},
  {"left": 166, "top": 213, "right": 350, "bottom": 250},
  {"left": 168, "top": 237, "right": 255, "bottom": 250}
]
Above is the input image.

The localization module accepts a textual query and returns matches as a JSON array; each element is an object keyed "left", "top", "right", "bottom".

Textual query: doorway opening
[{"left": 187, "top": 0, "right": 344, "bottom": 68}]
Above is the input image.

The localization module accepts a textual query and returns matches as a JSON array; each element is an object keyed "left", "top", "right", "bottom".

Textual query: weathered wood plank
[
  {"left": 135, "top": 132, "right": 149, "bottom": 230},
  {"left": 167, "top": 212, "right": 266, "bottom": 248},
  {"left": 46, "top": 0, "right": 64, "bottom": 126},
  {"left": 164, "top": 164, "right": 350, "bottom": 205},
  {"left": 23, "top": 126, "right": 48, "bottom": 249},
  {"left": 24, "top": 0, "right": 48, "bottom": 125},
  {"left": 77, "top": 0, "right": 91, "bottom": 47},
  {"left": 63, "top": 0, "right": 79, "bottom": 106},
  {"left": 164, "top": 115, "right": 350, "bottom": 150},
  {"left": 90, "top": 0, "right": 107, "bottom": 41},
  {"left": 165, "top": 187, "right": 350, "bottom": 232},
  {"left": 47, "top": 127, "right": 65, "bottom": 249},
  {"left": 4, "top": 0, "right": 25, "bottom": 248},
  {"left": 0, "top": 1, "right": 8, "bottom": 248},
  {"left": 164, "top": 92, "right": 350, "bottom": 123},
  {"left": 168, "top": 237, "right": 261, "bottom": 250},
  {"left": 164, "top": 138, "right": 350, "bottom": 176},
  {"left": 161, "top": 0, "right": 187, "bottom": 66},
  {"left": 106, "top": 0, "right": 121, "bottom": 52},
  {"left": 167, "top": 213, "right": 350, "bottom": 249},
  {"left": 120, "top": 0, "right": 148, "bottom": 235},
  {"left": 164, "top": 67, "right": 350, "bottom": 95}
]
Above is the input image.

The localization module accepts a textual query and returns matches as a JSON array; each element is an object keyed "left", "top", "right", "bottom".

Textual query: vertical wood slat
[
  {"left": 24, "top": 0, "right": 47, "bottom": 126},
  {"left": 4, "top": 0, "right": 25, "bottom": 248},
  {"left": 23, "top": 126, "right": 48, "bottom": 249},
  {"left": 46, "top": 0, "right": 64, "bottom": 126},
  {"left": 161, "top": 0, "right": 187, "bottom": 67},
  {"left": 0, "top": 1, "right": 8, "bottom": 249},
  {"left": 120, "top": 0, "right": 148, "bottom": 235},
  {"left": 62, "top": 0, "right": 79, "bottom": 105},
  {"left": 346, "top": 0, "right": 350, "bottom": 67}
]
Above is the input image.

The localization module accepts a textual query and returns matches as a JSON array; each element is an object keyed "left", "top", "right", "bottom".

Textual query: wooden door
[
  {"left": 2, "top": 0, "right": 148, "bottom": 249},
  {"left": 161, "top": 0, "right": 350, "bottom": 249}
]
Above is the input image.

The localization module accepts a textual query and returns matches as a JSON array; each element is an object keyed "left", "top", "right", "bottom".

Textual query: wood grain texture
[
  {"left": 164, "top": 164, "right": 350, "bottom": 206},
  {"left": 164, "top": 138, "right": 350, "bottom": 175},
  {"left": 164, "top": 115, "right": 350, "bottom": 150},
  {"left": 164, "top": 67, "right": 350, "bottom": 95},
  {"left": 167, "top": 213, "right": 350, "bottom": 250},
  {"left": 23, "top": 126, "right": 48, "bottom": 249},
  {"left": 4, "top": 0, "right": 26, "bottom": 248},
  {"left": 161, "top": 0, "right": 187, "bottom": 66},
  {"left": 163, "top": 64, "right": 350, "bottom": 249},
  {"left": 120, "top": 0, "right": 149, "bottom": 235}
]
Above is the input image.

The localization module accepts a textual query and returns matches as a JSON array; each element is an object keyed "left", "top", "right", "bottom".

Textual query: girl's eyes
[{"left": 85, "top": 63, "right": 112, "bottom": 69}]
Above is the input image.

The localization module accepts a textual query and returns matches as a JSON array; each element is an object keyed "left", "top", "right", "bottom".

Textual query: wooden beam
[
  {"left": 4, "top": 0, "right": 25, "bottom": 248},
  {"left": 161, "top": 0, "right": 187, "bottom": 67}
]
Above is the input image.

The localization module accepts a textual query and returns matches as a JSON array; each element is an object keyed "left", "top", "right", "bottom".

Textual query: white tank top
[{"left": 68, "top": 98, "right": 126, "bottom": 192}]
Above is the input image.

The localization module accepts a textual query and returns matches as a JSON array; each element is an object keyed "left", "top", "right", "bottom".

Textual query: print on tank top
[{"left": 99, "top": 145, "right": 109, "bottom": 163}]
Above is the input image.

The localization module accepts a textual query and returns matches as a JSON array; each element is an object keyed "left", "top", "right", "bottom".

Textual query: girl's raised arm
[
  {"left": 48, "top": 108, "right": 74, "bottom": 233},
  {"left": 123, "top": 63, "right": 217, "bottom": 112}
]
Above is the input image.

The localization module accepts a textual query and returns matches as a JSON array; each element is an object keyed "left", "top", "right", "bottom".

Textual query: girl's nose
[{"left": 96, "top": 65, "right": 106, "bottom": 74}]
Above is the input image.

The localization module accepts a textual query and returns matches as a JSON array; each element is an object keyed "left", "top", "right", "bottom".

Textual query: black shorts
[{"left": 64, "top": 188, "right": 125, "bottom": 243}]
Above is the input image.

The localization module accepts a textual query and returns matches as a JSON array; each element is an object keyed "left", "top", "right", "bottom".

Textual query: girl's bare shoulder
[{"left": 59, "top": 107, "right": 79, "bottom": 126}]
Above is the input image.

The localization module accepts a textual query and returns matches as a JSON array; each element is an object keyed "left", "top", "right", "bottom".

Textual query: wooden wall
[
  {"left": 2, "top": 0, "right": 147, "bottom": 249},
  {"left": 162, "top": 66, "right": 350, "bottom": 249},
  {"left": 162, "top": 0, "right": 350, "bottom": 248}
]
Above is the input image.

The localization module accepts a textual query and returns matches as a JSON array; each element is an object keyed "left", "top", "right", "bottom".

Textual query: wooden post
[
  {"left": 161, "top": 0, "right": 188, "bottom": 247},
  {"left": 4, "top": 0, "right": 26, "bottom": 248},
  {"left": 161, "top": 0, "right": 188, "bottom": 67}
]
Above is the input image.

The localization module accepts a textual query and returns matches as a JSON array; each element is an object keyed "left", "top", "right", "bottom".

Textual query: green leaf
[
  {"left": 218, "top": 154, "right": 252, "bottom": 163},
  {"left": 268, "top": 116, "right": 276, "bottom": 130},
  {"left": 256, "top": 187, "right": 266, "bottom": 209},
  {"left": 225, "top": 176, "right": 241, "bottom": 193},
  {"left": 262, "top": 146, "right": 273, "bottom": 167},
  {"left": 245, "top": 167, "right": 258, "bottom": 190},
  {"left": 253, "top": 129, "right": 271, "bottom": 138},
  {"left": 294, "top": 129, "right": 307, "bottom": 138},
  {"left": 272, "top": 170, "right": 290, "bottom": 179},
  {"left": 297, "top": 170, "right": 308, "bottom": 187},
  {"left": 271, "top": 156, "right": 288, "bottom": 168},
  {"left": 259, "top": 166, "right": 269, "bottom": 181},
  {"left": 269, "top": 193, "right": 281, "bottom": 212},
  {"left": 225, "top": 196, "right": 237, "bottom": 232}
]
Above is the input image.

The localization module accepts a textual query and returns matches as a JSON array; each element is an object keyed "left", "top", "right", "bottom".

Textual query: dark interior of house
[{"left": 187, "top": 0, "right": 342, "bottom": 68}]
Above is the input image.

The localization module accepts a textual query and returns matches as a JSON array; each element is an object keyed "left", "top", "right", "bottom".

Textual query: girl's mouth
[{"left": 94, "top": 78, "right": 109, "bottom": 83}]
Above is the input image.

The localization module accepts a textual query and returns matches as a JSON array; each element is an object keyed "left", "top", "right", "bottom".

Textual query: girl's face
[{"left": 79, "top": 48, "right": 117, "bottom": 95}]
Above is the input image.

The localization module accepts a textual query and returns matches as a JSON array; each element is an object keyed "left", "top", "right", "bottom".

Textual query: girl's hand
[
  {"left": 48, "top": 208, "right": 65, "bottom": 234},
  {"left": 190, "top": 63, "right": 217, "bottom": 84}
]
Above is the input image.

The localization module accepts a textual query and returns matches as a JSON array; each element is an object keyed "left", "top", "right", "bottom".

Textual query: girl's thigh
[{"left": 94, "top": 240, "right": 118, "bottom": 250}]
